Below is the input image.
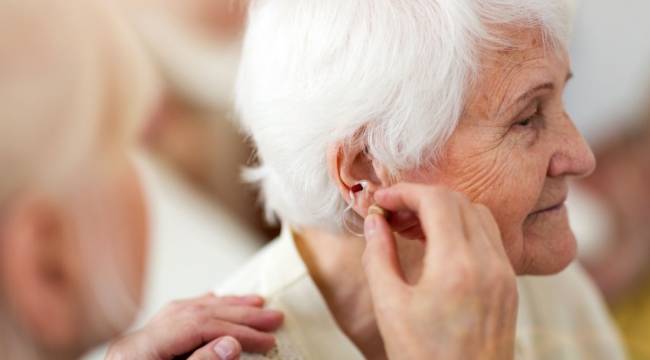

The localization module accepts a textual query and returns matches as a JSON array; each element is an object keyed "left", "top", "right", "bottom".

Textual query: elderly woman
[{"left": 220, "top": 0, "right": 628, "bottom": 359}]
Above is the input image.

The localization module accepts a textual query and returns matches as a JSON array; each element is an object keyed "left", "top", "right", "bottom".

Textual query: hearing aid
[{"left": 343, "top": 181, "right": 390, "bottom": 236}]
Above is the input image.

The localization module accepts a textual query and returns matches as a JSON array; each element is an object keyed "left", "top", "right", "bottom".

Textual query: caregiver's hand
[
  {"left": 362, "top": 184, "right": 518, "bottom": 360},
  {"left": 106, "top": 293, "right": 283, "bottom": 360}
]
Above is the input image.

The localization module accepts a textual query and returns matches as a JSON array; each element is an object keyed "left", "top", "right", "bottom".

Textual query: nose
[{"left": 548, "top": 113, "right": 597, "bottom": 179}]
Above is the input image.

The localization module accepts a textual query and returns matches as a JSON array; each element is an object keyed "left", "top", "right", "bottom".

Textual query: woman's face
[{"left": 405, "top": 28, "right": 595, "bottom": 275}]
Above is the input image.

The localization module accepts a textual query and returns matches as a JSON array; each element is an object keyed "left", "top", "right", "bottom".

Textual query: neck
[{"left": 294, "top": 227, "right": 424, "bottom": 360}]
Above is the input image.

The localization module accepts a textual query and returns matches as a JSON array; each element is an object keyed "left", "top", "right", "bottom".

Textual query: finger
[
  {"left": 474, "top": 204, "right": 508, "bottom": 260},
  {"left": 205, "top": 293, "right": 266, "bottom": 307},
  {"left": 177, "top": 318, "right": 276, "bottom": 354},
  {"left": 387, "top": 210, "right": 419, "bottom": 232},
  {"left": 210, "top": 306, "right": 284, "bottom": 332},
  {"left": 398, "top": 223, "right": 425, "bottom": 241},
  {"left": 362, "top": 213, "right": 408, "bottom": 299},
  {"left": 209, "top": 321, "right": 276, "bottom": 353},
  {"left": 375, "top": 184, "right": 468, "bottom": 258},
  {"left": 374, "top": 183, "right": 431, "bottom": 214},
  {"left": 454, "top": 194, "right": 491, "bottom": 250},
  {"left": 387, "top": 210, "right": 425, "bottom": 240},
  {"left": 187, "top": 336, "right": 242, "bottom": 360}
]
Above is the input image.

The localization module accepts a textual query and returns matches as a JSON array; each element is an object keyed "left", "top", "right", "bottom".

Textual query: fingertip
[
  {"left": 213, "top": 336, "right": 242, "bottom": 360},
  {"left": 362, "top": 216, "right": 391, "bottom": 269},
  {"left": 250, "top": 333, "right": 277, "bottom": 353},
  {"left": 257, "top": 310, "right": 284, "bottom": 331},
  {"left": 361, "top": 213, "right": 408, "bottom": 296},
  {"left": 269, "top": 310, "right": 284, "bottom": 323},
  {"left": 364, "top": 214, "right": 381, "bottom": 238},
  {"left": 240, "top": 295, "right": 265, "bottom": 306}
]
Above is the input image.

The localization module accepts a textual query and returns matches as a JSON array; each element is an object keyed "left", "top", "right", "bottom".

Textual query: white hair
[{"left": 236, "top": 0, "right": 575, "bottom": 231}]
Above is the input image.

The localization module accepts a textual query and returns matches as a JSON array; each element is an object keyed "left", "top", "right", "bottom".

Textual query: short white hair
[{"left": 236, "top": 0, "right": 575, "bottom": 231}]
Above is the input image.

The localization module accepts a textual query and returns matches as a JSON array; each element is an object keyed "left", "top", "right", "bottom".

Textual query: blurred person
[
  {"left": 219, "top": 0, "right": 625, "bottom": 359},
  {"left": 0, "top": 0, "right": 282, "bottom": 359},
  {"left": 70, "top": 6, "right": 271, "bottom": 357}
]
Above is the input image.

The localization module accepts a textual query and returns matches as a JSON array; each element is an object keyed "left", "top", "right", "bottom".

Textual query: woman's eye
[
  {"left": 512, "top": 102, "right": 542, "bottom": 130},
  {"left": 515, "top": 117, "right": 534, "bottom": 127},
  {"left": 513, "top": 109, "right": 542, "bottom": 129}
]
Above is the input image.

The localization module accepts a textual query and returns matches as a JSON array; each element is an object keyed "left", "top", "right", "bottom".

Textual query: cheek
[
  {"left": 520, "top": 206, "right": 577, "bottom": 275},
  {"left": 483, "top": 162, "right": 544, "bottom": 269},
  {"left": 483, "top": 158, "right": 545, "bottom": 237},
  {"left": 447, "top": 147, "right": 545, "bottom": 221},
  {"left": 428, "top": 141, "right": 549, "bottom": 265}
]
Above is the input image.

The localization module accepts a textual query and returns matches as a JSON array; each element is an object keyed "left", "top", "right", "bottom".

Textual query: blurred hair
[
  {"left": 236, "top": 0, "right": 576, "bottom": 231},
  {"left": 0, "top": 0, "right": 158, "bottom": 205}
]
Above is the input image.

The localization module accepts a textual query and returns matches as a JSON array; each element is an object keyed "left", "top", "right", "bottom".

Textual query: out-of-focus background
[
  {"left": 565, "top": 1, "right": 650, "bottom": 359},
  {"left": 81, "top": 0, "right": 649, "bottom": 359},
  {"left": 83, "top": 1, "right": 278, "bottom": 358}
]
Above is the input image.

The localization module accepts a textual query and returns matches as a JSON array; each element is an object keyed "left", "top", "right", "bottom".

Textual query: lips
[{"left": 530, "top": 196, "right": 567, "bottom": 215}]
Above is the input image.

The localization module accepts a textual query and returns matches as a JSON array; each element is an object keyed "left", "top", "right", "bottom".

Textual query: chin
[
  {"left": 520, "top": 228, "right": 578, "bottom": 275},
  {"left": 515, "top": 207, "right": 577, "bottom": 275}
]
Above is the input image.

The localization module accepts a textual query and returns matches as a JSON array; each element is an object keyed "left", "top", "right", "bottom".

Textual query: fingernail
[
  {"left": 368, "top": 204, "right": 386, "bottom": 217},
  {"left": 214, "top": 337, "right": 238, "bottom": 360},
  {"left": 364, "top": 215, "right": 378, "bottom": 237},
  {"left": 261, "top": 310, "right": 283, "bottom": 321}
]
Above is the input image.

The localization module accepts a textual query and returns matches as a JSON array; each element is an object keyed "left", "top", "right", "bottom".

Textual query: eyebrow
[{"left": 504, "top": 72, "right": 573, "bottom": 114}]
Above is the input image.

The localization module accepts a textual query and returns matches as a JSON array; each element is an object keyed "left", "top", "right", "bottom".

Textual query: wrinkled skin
[{"left": 400, "top": 29, "right": 595, "bottom": 275}]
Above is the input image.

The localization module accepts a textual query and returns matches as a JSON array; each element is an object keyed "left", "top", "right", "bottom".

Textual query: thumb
[
  {"left": 362, "top": 213, "right": 407, "bottom": 299},
  {"left": 187, "top": 336, "right": 242, "bottom": 360}
]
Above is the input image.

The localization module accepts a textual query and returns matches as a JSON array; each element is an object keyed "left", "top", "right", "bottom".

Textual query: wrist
[{"left": 106, "top": 331, "right": 154, "bottom": 360}]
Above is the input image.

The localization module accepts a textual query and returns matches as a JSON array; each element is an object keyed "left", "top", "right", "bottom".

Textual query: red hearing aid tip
[{"left": 351, "top": 184, "right": 364, "bottom": 193}]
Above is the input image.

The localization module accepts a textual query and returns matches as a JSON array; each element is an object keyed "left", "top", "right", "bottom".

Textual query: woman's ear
[
  {"left": 0, "top": 194, "right": 82, "bottom": 352},
  {"left": 327, "top": 142, "right": 392, "bottom": 217}
]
